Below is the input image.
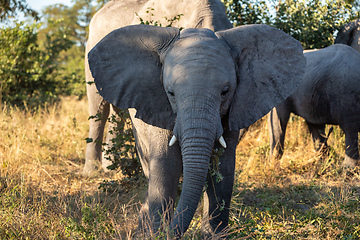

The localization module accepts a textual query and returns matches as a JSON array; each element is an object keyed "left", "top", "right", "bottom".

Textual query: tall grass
[
  {"left": 0, "top": 97, "right": 139, "bottom": 239},
  {"left": 232, "top": 116, "right": 360, "bottom": 239},
  {"left": 0, "top": 97, "right": 359, "bottom": 239}
]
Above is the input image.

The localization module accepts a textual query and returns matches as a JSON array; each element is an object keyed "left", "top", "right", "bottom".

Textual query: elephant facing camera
[{"left": 84, "top": 0, "right": 305, "bottom": 238}]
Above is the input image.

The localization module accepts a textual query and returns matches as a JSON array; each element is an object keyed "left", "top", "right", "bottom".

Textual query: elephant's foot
[
  {"left": 83, "top": 159, "right": 101, "bottom": 176},
  {"left": 201, "top": 223, "right": 216, "bottom": 239},
  {"left": 83, "top": 156, "right": 116, "bottom": 176},
  {"left": 341, "top": 156, "right": 358, "bottom": 168},
  {"left": 201, "top": 221, "right": 228, "bottom": 239},
  {"left": 137, "top": 211, "right": 157, "bottom": 238}
]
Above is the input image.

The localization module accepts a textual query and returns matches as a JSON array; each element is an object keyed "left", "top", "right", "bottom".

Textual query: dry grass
[
  {"left": 1, "top": 97, "right": 359, "bottom": 239},
  {"left": 232, "top": 116, "right": 360, "bottom": 239},
  {"left": 0, "top": 97, "right": 141, "bottom": 239}
]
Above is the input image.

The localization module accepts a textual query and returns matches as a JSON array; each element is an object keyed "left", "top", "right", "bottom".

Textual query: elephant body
[
  {"left": 269, "top": 44, "right": 360, "bottom": 167},
  {"left": 85, "top": 0, "right": 305, "bottom": 237},
  {"left": 85, "top": 0, "right": 232, "bottom": 175}
]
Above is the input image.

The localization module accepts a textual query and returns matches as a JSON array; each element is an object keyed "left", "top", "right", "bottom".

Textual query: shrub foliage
[
  {"left": 0, "top": 20, "right": 73, "bottom": 107},
  {"left": 222, "top": 0, "right": 360, "bottom": 49}
]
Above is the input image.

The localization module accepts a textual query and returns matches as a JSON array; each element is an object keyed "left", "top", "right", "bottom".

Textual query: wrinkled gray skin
[
  {"left": 84, "top": 0, "right": 233, "bottom": 174},
  {"left": 88, "top": 22, "right": 305, "bottom": 237},
  {"left": 335, "top": 19, "right": 360, "bottom": 53},
  {"left": 269, "top": 44, "right": 360, "bottom": 168}
]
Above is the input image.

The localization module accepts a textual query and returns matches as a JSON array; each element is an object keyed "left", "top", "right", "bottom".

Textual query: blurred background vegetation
[{"left": 0, "top": 0, "right": 110, "bottom": 108}]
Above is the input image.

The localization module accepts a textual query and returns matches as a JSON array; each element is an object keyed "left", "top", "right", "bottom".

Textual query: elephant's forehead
[
  {"left": 175, "top": 37, "right": 221, "bottom": 52},
  {"left": 180, "top": 28, "right": 218, "bottom": 38},
  {"left": 163, "top": 42, "right": 236, "bottom": 86},
  {"left": 169, "top": 28, "right": 227, "bottom": 53},
  {"left": 167, "top": 36, "right": 231, "bottom": 63},
  {"left": 163, "top": 30, "right": 235, "bottom": 85}
]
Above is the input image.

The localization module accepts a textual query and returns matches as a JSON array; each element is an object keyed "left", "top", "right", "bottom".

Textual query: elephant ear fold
[
  {"left": 216, "top": 24, "right": 305, "bottom": 130},
  {"left": 88, "top": 24, "right": 180, "bottom": 130},
  {"left": 335, "top": 19, "right": 360, "bottom": 45}
]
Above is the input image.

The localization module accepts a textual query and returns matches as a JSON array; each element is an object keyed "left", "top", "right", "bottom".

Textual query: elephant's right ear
[
  {"left": 88, "top": 24, "right": 180, "bottom": 130},
  {"left": 335, "top": 19, "right": 360, "bottom": 45}
]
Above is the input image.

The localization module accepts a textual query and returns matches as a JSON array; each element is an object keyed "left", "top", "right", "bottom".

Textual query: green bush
[
  {"left": 221, "top": 0, "right": 271, "bottom": 25},
  {"left": 222, "top": 0, "right": 360, "bottom": 49},
  {"left": 274, "top": 0, "right": 359, "bottom": 49},
  {"left": 104, "top": 111, "right": 144, "bottom": 188},
  {"left": 0, "top": 20, "right": 73, "bottom": 108}
]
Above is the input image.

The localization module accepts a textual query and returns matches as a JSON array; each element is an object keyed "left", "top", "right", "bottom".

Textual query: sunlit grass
[
  {"left": 0, "top": 97, "right": 359, "bottom": 239},
  {"left": 0, "top": 97, "right": 140, "bottom": 239},
  {"left": 232, "top": 116, "right": 360, "bottom": 239}
]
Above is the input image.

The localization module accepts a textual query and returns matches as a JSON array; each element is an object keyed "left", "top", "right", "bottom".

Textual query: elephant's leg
[
  {"left": 140, "top": 136, "right": 182, "bottom": 233},
  {"left": 130, "top": 112, "right": 182, "bottom": 234},
  {"left": 144, "top": 147, "right": 182, "bottom": 233},
  {"left": 101, "top": 105, "right": 123, "bottom": 172},
  {"left": 306, "top": 122, "right": 327, "bottom": 151},
  {"left": 268, "top": 104, "right": 291, "bottom": 160},
  {"left": 341, "top": 126, "right": 359, "bottom": 168},
  {"left": 202, "top": 129, "right": 239, "bottom": 237},
  {"left": 84, "top": 84, "right": 110, "bottom": 175}
]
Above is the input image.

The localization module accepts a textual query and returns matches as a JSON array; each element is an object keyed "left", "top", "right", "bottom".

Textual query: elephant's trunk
[{"left": 170, "top": 94, "right": 222, "bottom": 236}]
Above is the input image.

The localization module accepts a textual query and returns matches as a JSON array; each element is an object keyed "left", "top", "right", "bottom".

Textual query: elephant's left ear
[{"left": 216, "top": 25, "right": 305, "bottom": 130}]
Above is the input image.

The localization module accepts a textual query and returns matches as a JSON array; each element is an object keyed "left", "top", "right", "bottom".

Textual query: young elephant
[
  {"left": 88, "top": 24, "right": 305, "bottom": 237},
  {"left": 268, "top": 44, "right": 360, "bottom": 168},
  {"left": 84, "top": 0, "right": 233, "bottom": 175}
]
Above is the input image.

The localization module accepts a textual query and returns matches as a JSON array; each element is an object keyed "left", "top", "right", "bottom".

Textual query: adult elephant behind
[
  {"left": 268, "top": 44, "right": 360, "bottom": 168},
  {"left": 84, "top": 0, "right": 233, "bottom": 175},
  {"left": 335, "top": 19, "right": 360, "bottom": 53},
  {"left": 88, "top": 23, "right": 305, "bottom": 236}
]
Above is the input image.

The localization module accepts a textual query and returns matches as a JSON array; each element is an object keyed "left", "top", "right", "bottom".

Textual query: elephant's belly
[
  {"left": 294, "top": 108, "right": 338, "bottom": 126},
  {"left": 292, "top": 94, "right": 338, "bottom": 125}
]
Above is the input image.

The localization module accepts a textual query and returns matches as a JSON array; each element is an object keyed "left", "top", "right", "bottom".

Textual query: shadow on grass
[
  {"left": 0, "top": 169, "right": 144, "bottom": 239},
  {"left": 229, "top": 169, "right": 360, "bottom": 239},
  {"left": 0, "top": 169, "right": 229, "bottom": 239}
]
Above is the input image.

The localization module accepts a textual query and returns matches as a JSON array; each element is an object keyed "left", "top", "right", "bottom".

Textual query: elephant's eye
[
  {"left": 221, "top": 85, "right": 230, "bottom": 97},
  {"left": 167, "top": 87, "right": 175, "bottom": 97}
]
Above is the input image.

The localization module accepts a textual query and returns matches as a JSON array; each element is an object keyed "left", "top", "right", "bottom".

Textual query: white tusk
[
  {"left": 219, "top": 135, "right": 227, "bottom": 148},
  {"left": 169, "top": 135, "right": 177, "bottom": 146}
]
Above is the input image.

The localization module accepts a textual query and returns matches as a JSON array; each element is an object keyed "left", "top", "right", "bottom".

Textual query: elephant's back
[{"left": 87, "top": 0, "right": 149, "bottom": 50}]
